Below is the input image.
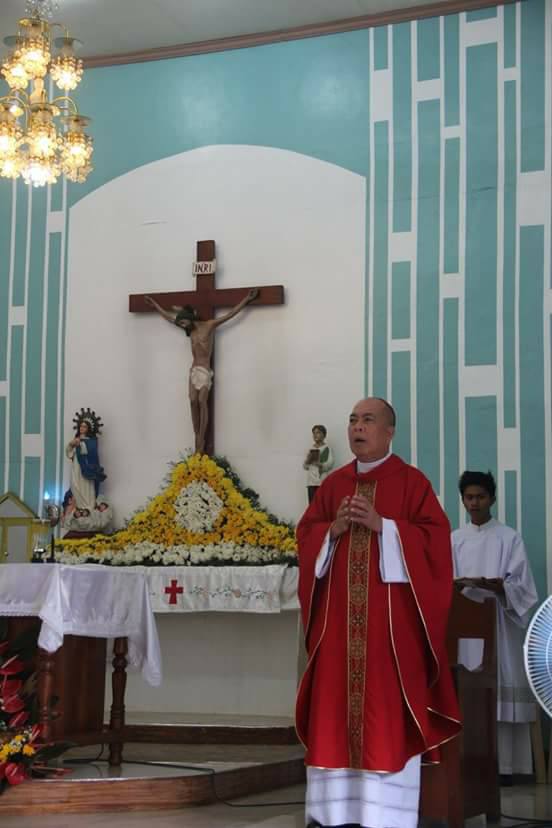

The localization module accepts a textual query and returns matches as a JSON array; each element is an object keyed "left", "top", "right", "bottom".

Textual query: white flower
[
  {"left": 174, "top": 481, "right": 223, "bottom": 532},
  {"left": 55, "top": 538, "right": 287, "bottom": 568}
]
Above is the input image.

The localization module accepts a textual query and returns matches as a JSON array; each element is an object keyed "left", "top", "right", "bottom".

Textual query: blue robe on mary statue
[{"left": 76, "top": 437, "right": 107, "bottom": 495}]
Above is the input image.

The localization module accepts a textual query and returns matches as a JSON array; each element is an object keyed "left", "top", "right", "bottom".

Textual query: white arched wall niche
[{"left": 65, "top": 145, "right": 366, "bottom": 524}]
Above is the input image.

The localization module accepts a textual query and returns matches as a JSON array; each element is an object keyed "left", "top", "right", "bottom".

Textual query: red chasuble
[{"left": 295, "top": 454, "right": 461, "bottom": 773}]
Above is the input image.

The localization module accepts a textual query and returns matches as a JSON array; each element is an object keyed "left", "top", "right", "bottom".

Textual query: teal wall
[{"left": 0, "top": 0, "right": 551, "bottom": 595}]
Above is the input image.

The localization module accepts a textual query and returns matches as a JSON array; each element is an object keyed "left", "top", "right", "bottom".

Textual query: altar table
[
  {"left": 0, "top": 563, "right": 161, "bottom": 764},
  {"left": 121, "top": 565, "right": 302, "bottom": 719}
]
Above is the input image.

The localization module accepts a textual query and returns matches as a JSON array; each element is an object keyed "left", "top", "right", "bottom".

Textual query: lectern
[{"left": 420, "top": 591, "right": 500, "bottom": 828}]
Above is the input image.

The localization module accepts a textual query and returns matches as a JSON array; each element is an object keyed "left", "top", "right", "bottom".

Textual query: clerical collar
[
  {"left": 356, "top": 452, "right": 391, "bottom": 474},
  {"left": 467, "top": 517, "right": 497, "bottom": 533}
]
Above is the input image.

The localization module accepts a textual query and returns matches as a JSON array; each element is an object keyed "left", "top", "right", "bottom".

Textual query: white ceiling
[{"left": 0, "top": 0, "right": 459, "bottom": 59}]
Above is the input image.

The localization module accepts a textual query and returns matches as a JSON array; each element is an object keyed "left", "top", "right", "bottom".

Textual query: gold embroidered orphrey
[{"left": 347, "top": 479, "right": 376, "bottom": 768}]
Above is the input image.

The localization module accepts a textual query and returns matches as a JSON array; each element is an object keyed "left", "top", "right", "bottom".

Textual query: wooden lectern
[{"left": 420, "top": 591, "right": 500, "bottom": 828}]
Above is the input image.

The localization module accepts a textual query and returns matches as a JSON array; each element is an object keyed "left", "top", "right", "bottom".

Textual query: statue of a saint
[
  {"left": 303, "top": 424, "right": 334, "bottom": 504},
  {"left": 65, "top": 408, "right": 107, "bottom": 513},
  {"left": 145, "top": 288, "right": 259, "bottom": 454}
]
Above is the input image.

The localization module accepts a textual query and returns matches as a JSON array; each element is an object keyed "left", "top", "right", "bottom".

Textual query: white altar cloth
[
  {"left": 142, "top": 565, "right": 299, "bottom": 613},
  {"left": 0, "top": 563, "right": 161, "bottom": 686}
]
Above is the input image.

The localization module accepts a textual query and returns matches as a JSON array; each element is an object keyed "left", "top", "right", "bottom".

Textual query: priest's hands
[
  {"left": 349, "top": 495, "right": 383, "bottom": 533},
  {"left": 330, "top": 497, "right": 351, "bottom": 539},
  {"left": 329, "top": 495, "right": 383, "bottom": 539}
]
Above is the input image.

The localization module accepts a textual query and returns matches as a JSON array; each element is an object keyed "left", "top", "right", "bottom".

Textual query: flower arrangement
[
  {"left": 0, "top": 619, "right": 70, "bottom": 792},
  {"left": 53, "top": 454, "right": 298, "bottom": 567}
]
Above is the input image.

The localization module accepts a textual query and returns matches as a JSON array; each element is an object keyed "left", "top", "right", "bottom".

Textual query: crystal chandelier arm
[
  {"left": 50, "top": 94, "right": 79, "bottom": 114},
  {"left": 0, "top": 91, "right": 30, "bottom": 108},
  {"left": 47, "top": 22, "right": 71, "bottom": 38}
]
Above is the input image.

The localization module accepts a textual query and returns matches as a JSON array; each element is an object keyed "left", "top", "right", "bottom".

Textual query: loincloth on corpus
[{"left": 190, "top": 365, "right": 214, "bottom": 391}]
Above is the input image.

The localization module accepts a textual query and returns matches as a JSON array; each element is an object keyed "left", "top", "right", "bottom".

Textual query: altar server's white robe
[{"left": 452, "top": 518, "right": 538, "bottom": 774}]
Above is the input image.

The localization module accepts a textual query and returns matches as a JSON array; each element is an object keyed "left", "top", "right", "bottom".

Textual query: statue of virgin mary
[{"left": 65, "top": 407, "right": 107, "bottom": 512}]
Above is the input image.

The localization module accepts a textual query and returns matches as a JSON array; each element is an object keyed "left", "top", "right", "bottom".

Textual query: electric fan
[{"left": 524, "top": 595, "right": 552, "bottom": 717}]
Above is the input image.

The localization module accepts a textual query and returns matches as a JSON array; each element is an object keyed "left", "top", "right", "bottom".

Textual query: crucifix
[{"left": 129, "top": 240, "right": 284, "bottom": 457}]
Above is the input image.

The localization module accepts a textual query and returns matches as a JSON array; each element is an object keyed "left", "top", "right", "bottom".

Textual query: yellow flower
[
  {"left": 56, "top": 454, "right": 297, "bottom": 562},
  {"left": 22, "top": 745, "right": 35, "bottom": 756}
]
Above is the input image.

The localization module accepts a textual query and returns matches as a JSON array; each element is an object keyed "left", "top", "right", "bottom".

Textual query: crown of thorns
[{"left": 73, "top": 407, "right": 104, "bottom": 437}]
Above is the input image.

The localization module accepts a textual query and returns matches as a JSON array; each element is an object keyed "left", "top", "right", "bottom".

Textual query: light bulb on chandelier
[{"left": 0, "top": 0, "right": 93, "bottom": 187}]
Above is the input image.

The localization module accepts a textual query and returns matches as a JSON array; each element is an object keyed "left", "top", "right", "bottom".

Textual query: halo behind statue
[{"left": 73, "top": 407, "right": 104, "bottom": 437}]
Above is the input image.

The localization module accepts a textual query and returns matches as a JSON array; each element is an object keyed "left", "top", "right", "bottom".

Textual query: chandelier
[{"left": 0, "top": 0, "right": 93, "bottom": 187}]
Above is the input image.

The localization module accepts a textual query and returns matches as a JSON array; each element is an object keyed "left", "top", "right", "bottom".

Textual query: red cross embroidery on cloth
[{"left": 165, "top": 579, "right": 184, "bottom": 605}]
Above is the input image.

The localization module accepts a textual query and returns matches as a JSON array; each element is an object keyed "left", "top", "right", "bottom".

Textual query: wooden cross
[{"left": 129, "top": 240, "right": 284, "bottom": 456}]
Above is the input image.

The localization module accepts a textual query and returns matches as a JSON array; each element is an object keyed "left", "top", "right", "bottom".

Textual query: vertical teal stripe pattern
[
  {"left": 519, "top": 226, "right": 546, "bottom": 597},
  {"left": 503, "top": 80, "right": 517, "bottom": 428},
  {"left": 520, "top": 0, "right": 545, "bottom": 172},
  {"left": 504, "top": 470, "right": 517, "bottom": 531},
  {"left": 417, "top": 18, "right": 440, "bottom": 81},
  {"left": 0, "top": 184, "right": 11, "bottom": 380},
  {"left": 23, "top": 456, "right": 41, "bottom": 515},
  {"left": 444, "top": 16, "right": 460, "bottom": 127},
  {"left": 24, "top": 188, "right": 47, "bottom": 434},
  {"left": 8, "top": 326, "right": 23, "bottom": 494},
  {"left": 364, "top": 35, "right": 371, "bottom": 396},
  {"left": 444, "top": 137, "right": 460, "bottom": 274},
  {"left": 466, "top": 396, "right": 498, "bottom": 480},
  {"left": 0, "top": 397, "right": 5, "bottom": 490},
  {"left": 391, "top": 262, "right": 411, "bottom": 339},
  {"left": 391, "top": 351, "right": 411, "bottom": 462},
  {"left": 503, "top": 3, "right": 517, "bottom": 68},
  {"left": 443, "top": 299, "right": 460, "bottom": 528},
  {"left": 44, "top": 232, "right": 62, "bottom": 500},
  {"left": 466, "top": 8, "right": 497, "bottom": 21},
  {"left": 50, "top": 182, "right": 63, "bottom": 213},
  {"left": 374, "top": 26, "right": 388, "bottom": 70},
  {"left": 465, "top": 43, "right": 498, "bottom": 365},
  {"left": 372, "top": 121, "right": 389, "bottom": 398},
  {"left": 11, "top": 186, "right": 28, "bottom": 307},
  {"left": 58, "top": 211, "right": 70, "bottom": 499},
  {"left": 416, "top": 100, "right": 440, "bottom": 486},
  {"left": 392, "top": 23, "right": 412, "bottom": 233}
]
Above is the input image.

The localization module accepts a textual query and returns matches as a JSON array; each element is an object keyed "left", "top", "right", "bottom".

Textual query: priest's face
[
  {"left": 348, "top": 399, "right": 395, "bottom": 462},
  {"left": 461, "top": 485, "right": 494, "bottom": 525}
]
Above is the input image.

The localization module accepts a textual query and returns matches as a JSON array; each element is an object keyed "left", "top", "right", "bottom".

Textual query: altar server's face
[
  {"left": 461, "top": 485, "right": 494, "bottom": 525},
  {"left": 348, "top": 399, "right": 394, "bottom": 462}
]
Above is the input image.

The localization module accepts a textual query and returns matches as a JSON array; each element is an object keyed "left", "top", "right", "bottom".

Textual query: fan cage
[{"left": 524, "top": 595, "right": 552, "bottom": 718}]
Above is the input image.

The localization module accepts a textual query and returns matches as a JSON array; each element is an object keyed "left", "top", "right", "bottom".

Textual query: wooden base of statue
[
  {"left": 419, "top": 592, "right": 501, "bottom": 828},
  {"left": 7, "top": 617, "right": 128, "bottom": 767}
]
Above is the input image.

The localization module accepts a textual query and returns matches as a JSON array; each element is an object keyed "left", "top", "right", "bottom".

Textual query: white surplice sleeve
[
  {"left": 315, "top": 518, "right": 409, "bottom": 582},
  {"left": 315, "top": 531, "right": 335, "bottom": 578},
  {"left": 502, "top": 534, "right": 539, "bottom": 625},
  {"left": 379, "top": 518, "right": 409, "bottom": 583}
]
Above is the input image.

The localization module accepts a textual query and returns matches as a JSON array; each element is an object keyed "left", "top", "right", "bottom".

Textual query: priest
[
  {"left": 296, "top": 397, "right": 461, "bottom": 828},
  {"left": 452, "top": 470, "right": 538, "bottom": 781}
]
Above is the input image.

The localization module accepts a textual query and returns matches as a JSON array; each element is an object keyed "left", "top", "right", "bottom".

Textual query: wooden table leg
[
  {"left": 37, "top": 647, "right": 55, "bottom": 742},
  {"left": 108, "top": 636, "right": 128, "bottom": 767}
]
